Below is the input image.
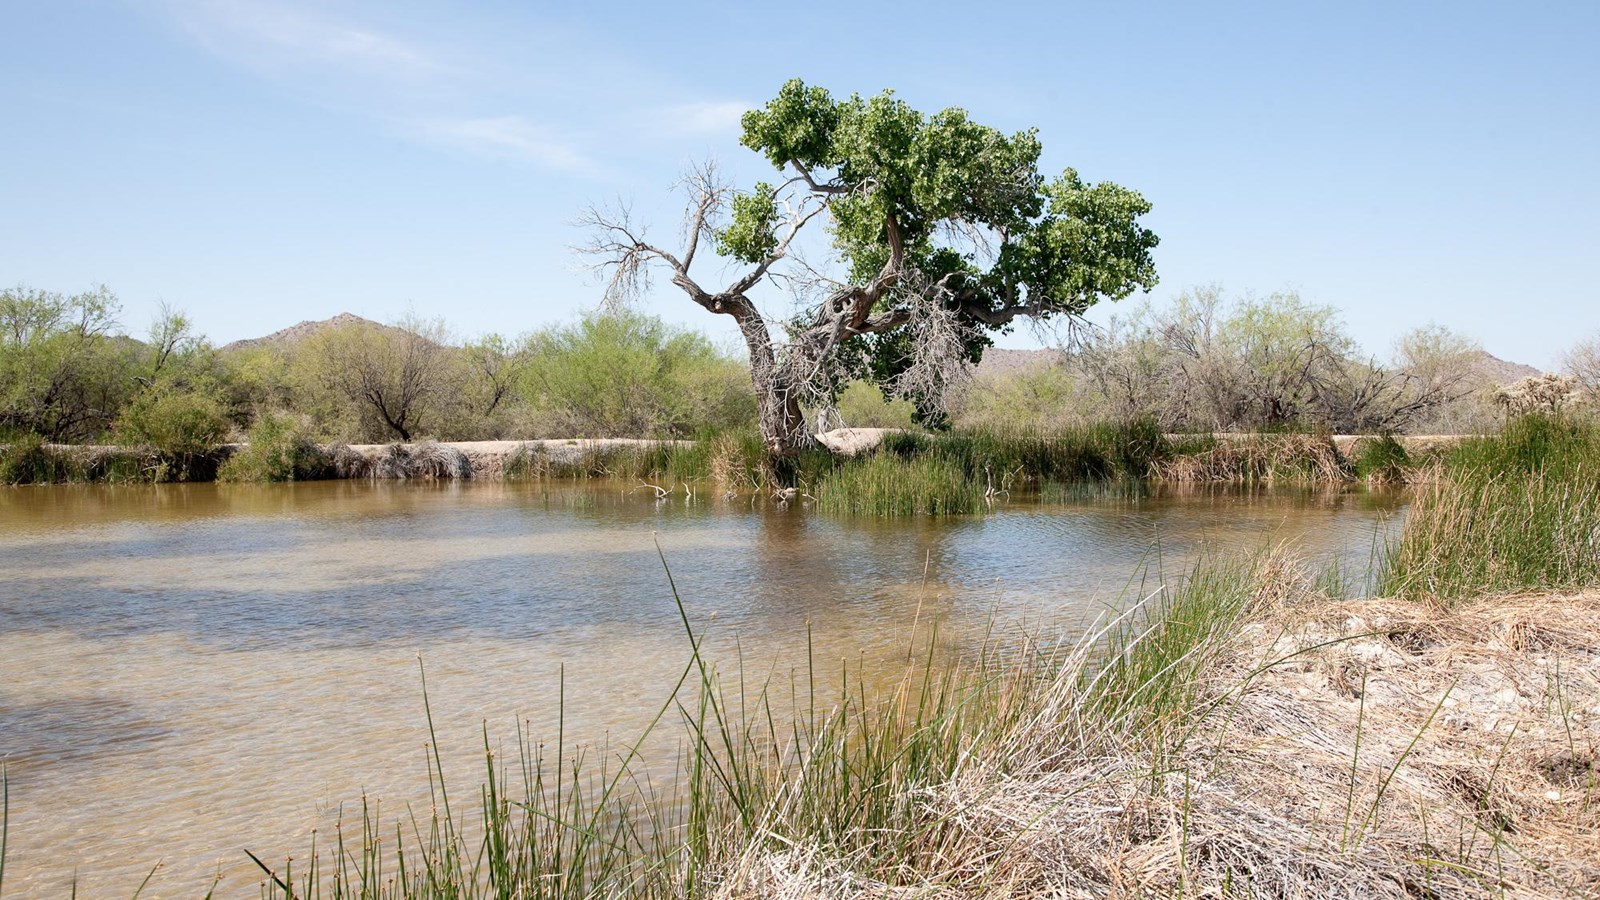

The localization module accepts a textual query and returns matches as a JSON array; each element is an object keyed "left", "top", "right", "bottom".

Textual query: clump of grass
[
  {"left": 1153, "top": 432, "right": 1350, "bottom": 483},
  {"left": 814, "top": 453, "right": 982, "bottom": 516},
  {"left": 1350, "top": 434, "right": 1410, "bottom": 485},
  {"left": 1087, "top": 551, "right": 1292, "bottom": 725},
  {"left": 882, "top": 420, "right": 1169, "bottom": 487},
  {"left": 218, "top": 413, "right": 337, "bottom": 482},
  {"left": 1383, "top": 414, "right": 1600, "bottom": 603}
]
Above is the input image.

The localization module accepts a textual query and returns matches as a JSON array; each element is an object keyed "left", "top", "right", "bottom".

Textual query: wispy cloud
[
  {"left": 652, "top": 101, "right": 751, "bottom": 136},
  {"left": 168, "top": 0, "right": 453, "bottom": 82},
  {"left": 158, "top": 1, "right": 743, "bottom": 178},
  {"left": 413, "top": 116, "right": 602, "bottom": 175}
]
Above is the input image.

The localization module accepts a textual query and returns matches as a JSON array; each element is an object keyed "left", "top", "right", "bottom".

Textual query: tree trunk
[{"left": 730, "top": 304, "right": 815, "bottom": 464}]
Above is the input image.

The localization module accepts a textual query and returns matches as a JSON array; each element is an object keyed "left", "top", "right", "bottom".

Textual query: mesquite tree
[{"left": 581, "top": 79, "right": 1159, "bottom": 459}]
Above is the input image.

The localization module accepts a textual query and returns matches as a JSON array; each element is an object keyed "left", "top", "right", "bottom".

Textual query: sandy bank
[{"left": 721, "top": 585, "right": 1600, "bottom": 897}]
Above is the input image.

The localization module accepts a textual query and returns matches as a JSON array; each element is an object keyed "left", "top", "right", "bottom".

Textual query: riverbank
[
  {"left": 720, "top": 576, "right": 1600, "bottom": 897},
  {"left": 1, "top": 427, "right": 1468, "bottom": 490}
]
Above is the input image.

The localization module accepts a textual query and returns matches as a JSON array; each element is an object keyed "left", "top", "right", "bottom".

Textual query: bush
[
  {"left": 218, "top": 412, "right": 335, "bottom": 482},
  {"left": 518, "top": 312, "right": 756, "bottom": 438},
  {"left": 114, "top": 385, "right": 230, "bottom": 480},
  {"left": 833, "top": 380, "right": 918, "bottom": 429}
]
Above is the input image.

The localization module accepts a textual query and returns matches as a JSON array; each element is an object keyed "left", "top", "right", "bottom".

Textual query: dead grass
[
  {"left": 715, "top": 574, "right": 1600, "bottom": 898},
  {"left": 1152, "top": 433, "right": 1349, "bottom": 483}
]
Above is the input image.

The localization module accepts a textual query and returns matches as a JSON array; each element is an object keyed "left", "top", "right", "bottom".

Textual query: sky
[{"left": 2, "top": 0, "right": 1596, "bottom": 367}]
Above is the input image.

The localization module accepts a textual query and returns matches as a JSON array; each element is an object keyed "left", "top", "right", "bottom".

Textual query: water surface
[{"left": 0, "top": 480, "right": 1400, "bottom": 896}]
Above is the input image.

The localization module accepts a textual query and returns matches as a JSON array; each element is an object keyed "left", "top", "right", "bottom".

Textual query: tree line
[
  {"left": 4, "top": 282, "right": 1596, "bottom": 463},
  {"left": 0, "top": 285, "right": 754, "bottom": 453}
]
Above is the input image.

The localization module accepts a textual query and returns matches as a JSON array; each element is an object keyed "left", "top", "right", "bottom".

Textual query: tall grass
[
  {"left": 813, "top": 453, "right": 982, "bottom": 516},
  {"left": 1382, "top": 414, "right": 1600, "bottom": 602}
]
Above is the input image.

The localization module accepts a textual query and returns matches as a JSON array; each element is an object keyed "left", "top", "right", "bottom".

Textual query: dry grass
[
  {"left": 714, "top": 568, "right": 1600, "bottom": 898},
  {"left": 1152, "top": 433, "right": 1349, "bottom": 483},
  {"left": 354, "top": 442, "right": 474, "bottom": 479}
]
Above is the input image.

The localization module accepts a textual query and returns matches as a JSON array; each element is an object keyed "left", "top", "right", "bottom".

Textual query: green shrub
[
  {"left": 218, "top": 412, "right": 335, "bottom": 482},
  {"left": 1351, "top": 434, "right": 1410, "bottom": 483},
  {"left": 518, "top": 312, "right": 756, "bottom": 438},
  {"left": 115, "top": 384, "right": 229, "bottom": 480},
  {"left": 833, "top": 380, "right": 918, "bottom": 429}
]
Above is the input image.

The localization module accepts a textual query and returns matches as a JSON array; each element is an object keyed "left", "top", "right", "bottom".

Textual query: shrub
[
  {"left": 518, "top": 312, "right": 756, "bottom": 438},
  {"left": 115, "top": 385, "right": 230, "bottom": 480},
  {"left": 1351, "top": 434, "right": 1410, "bottom": 484},
  {"left": 832, "top": 380, "right": 918, "bottom": 429},
  {"left": 218, "top": 412, "right": 335, "bottom": 482}
]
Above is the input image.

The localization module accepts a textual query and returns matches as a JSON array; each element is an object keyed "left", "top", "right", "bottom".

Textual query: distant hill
[
  {"left": 220, "top": 313, "right": 400, "bottom": 353},
  {"left": 973, "top": 347, "right": 1068, "bottom": 378},
  {"left": 975, "top": 346, "right": 1543, "bottom": 386},
  {"left": 1465, "top": 350, "right": 1540, "bottom": 385}
]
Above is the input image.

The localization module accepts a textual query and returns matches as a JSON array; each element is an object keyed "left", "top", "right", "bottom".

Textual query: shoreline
[{"left": 2, "top": 429, "right": 1471, "bottom": 486}]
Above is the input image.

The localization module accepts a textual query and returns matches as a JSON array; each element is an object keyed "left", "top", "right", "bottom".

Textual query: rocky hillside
[{"left": 220, "top": 312, "right": 399, "bottom": 353}]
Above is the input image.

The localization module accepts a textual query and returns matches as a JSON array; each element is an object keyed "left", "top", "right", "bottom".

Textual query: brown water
[{"left": 0, "top": 481, "right": 1401, "bottom": 897}]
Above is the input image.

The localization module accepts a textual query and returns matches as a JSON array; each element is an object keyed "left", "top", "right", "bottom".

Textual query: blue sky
[{"left": 2, "top": 1, "right": 1596, "bottom": 366}]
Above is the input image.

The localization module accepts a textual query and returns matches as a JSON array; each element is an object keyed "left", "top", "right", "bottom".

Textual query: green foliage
[
  {"left": 1383, "top": 415, "right": 1600, "bottom": 602},
  {"left": 518, "top": 312, "right": 755, "bottom": 438},
  {"left": 0, "top": 284, "right": 139, "bottom": 441},
  {"left": 115, "top": 383, "right": 229, "bottom": 458},
  {"left": 217, "top": 412, "right": 334, "bottom": 482},
  {"left": 1351, "top": 435, "right": 1410, "bottom": 483},
  {"left": 833, "top": 380, "right": 918, "bottom": 429},
  {"left": 715, "top": 183, "right": 780, "bottom": 262}
]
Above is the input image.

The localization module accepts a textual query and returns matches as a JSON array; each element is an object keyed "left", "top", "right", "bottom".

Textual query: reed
[
  {"left": 1382, "top": 414, "right": 1600, "bottom": 602},
  {"left": 813, "top": 453, "right": 982, "bottom": 516}
]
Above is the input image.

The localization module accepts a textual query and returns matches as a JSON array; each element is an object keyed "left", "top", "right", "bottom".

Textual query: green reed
[{"left": 1382, "top": 414, "right": 1600, "bottom": 602}]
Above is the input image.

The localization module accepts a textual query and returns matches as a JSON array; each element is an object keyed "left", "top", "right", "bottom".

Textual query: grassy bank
[
  {"left": 1383, "top": 415, "right": 1600, "bottom": 602},
  {"left": 195, "top": 552, "right": 1593, "bottom": 898},
  {"left": 4, "top": 422, "right": 1410, "bottom": 496}
]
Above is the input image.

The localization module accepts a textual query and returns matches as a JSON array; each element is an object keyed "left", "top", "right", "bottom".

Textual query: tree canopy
[{"left": 584, "top": 79, "right": 1159, "bottom": 456}]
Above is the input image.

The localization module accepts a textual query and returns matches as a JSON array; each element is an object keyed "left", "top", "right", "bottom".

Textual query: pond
[{"left": 0, "top": 481, "right": 1401, "bottom": 896}]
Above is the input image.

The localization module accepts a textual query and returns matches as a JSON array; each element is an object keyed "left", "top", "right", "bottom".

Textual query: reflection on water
[{"left": 0, "top": 480, "right": 1401, "bottom": 896}]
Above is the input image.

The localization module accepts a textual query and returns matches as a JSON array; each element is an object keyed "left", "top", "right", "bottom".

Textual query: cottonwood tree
[{"left": 581, "top": 79, "right": 1158, "bottom": 461}]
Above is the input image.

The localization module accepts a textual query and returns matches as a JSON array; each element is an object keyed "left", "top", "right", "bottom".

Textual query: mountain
[
  {"left": 220, "top": 313, "right": 396, "bottom": 353},
  {"left": 1465, "top": 350, "right": 1540, "bottom": 385}
]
